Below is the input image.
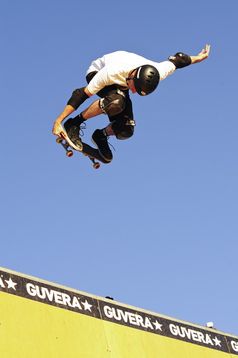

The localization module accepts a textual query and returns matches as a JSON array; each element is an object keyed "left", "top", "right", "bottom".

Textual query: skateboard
[{"left": 56, "top": 127, "right": 110, "bottom": 169}]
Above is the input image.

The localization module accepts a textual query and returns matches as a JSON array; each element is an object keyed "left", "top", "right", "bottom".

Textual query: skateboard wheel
[
  {"left": 93, "top": 162, "right": 100, "bottom": 169},
  {"left": 66, "top": 150, "right": 73, "bottom": 157},
  {"left": 56, "top": 137, "right": 63, "bottom": 144}
]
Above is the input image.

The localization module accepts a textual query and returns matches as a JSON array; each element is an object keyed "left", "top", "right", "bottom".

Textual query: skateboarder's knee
[
  {"left": 100, "top": 93, "right": 126, "bottom": 116},
  {"left": 112, "top": 120, "right": 135, "bottom": 140},
  {"left": 116, "top": 128, "right": 134, "bottom": 140}
]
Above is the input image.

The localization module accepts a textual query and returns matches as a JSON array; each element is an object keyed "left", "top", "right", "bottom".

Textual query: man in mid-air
[{"left": 53, "top": 44, "right": 210, "bottom": 162}]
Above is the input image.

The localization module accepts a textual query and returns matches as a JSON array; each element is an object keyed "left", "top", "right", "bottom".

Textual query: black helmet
[{"left": 134, "top": 65, "right": 160, "bottom": 96}]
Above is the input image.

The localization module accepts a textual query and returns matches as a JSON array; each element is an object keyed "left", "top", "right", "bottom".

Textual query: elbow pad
[
  {"left": 168, "top": 52, "right": 191, "bottom": 69},
  {"left": 67, "top": 87, "right": 89, "bottom": 110}
]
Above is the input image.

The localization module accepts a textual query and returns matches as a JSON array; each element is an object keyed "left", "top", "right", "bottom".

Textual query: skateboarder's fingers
[
  {"left": 52, "top": 123, "right": 63, "bottom": 136},
  {"left": 205, "top": 44, "right": 211, "bottom": 55}
]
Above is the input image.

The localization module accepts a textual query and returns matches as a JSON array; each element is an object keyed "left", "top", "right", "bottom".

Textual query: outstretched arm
[{"left": 168, "top": 44, "right": 211, "bottom": 69}]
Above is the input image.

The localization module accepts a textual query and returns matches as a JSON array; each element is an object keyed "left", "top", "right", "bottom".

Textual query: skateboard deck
[{"left": 56, "top": 126, "right": 110, "bottom": 169}]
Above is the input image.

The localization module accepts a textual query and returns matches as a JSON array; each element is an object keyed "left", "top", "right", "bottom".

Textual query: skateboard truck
[
  {"left": 56, "top": 137, "right": 73, "bottom": 157},
  {"left": 56, "top": 137, "right": 101, "bottom": 169}
]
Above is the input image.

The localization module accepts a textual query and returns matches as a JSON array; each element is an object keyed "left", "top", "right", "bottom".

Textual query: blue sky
[{"left": 1, "top": 0, "right": 237, "bottom": 335}]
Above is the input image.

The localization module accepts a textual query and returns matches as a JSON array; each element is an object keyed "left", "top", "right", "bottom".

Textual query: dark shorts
[{"left": 86, "top": 71, "right": 135, "bottom": 140}]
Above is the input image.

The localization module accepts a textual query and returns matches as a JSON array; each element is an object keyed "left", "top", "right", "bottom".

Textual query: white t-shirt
[{"left": 86, "top": 51, "right": 176, "bottom": 95}]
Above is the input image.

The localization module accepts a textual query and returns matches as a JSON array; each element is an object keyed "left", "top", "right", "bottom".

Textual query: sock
[
  {"left": 76, "top": 113, "right": 85, "bottom": 126},
  {"left": 80, "top": 112, "right": 85, "bottom": 122}
]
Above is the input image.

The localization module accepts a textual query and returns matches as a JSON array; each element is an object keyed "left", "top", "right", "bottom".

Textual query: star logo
[
  {"left": 153, "top": 320, "right": 163, "bottom": 331},
  {"left": 5, "top": 278, "right": 17, "bottom": 290},
  {"left": 81, "top": 300, "right": 92, "bottom": 312},
  {"left": 213, "top": 337, "right": 222, "bottom": 347}
]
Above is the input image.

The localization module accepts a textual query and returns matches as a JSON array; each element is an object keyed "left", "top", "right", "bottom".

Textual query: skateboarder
[{"left": 53, "top": 45, "right": 210, "bottom": 162}]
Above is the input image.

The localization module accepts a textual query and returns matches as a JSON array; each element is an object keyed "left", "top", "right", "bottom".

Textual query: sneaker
[
  {"left": 64, "top": 117, "right": 83, "bottom": 151},
  {"left": 92, "top": 129, "right": 113, "bottom": 162}
]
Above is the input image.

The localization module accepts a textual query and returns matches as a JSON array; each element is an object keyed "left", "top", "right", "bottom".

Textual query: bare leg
[
  {"left": 81, "top": 100, "right": 115, "bottom": 136},
  {"left": 81, "top": 100, "right": 103, "bottom": 119}
]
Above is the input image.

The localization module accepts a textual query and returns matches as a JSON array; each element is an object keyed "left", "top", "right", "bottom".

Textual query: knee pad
[
  {"left": 111, "top": 118, "right": 135, "bottom": 140},
  {"left": 100, "top": 92, "right": 126, "bottom": 116}
]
